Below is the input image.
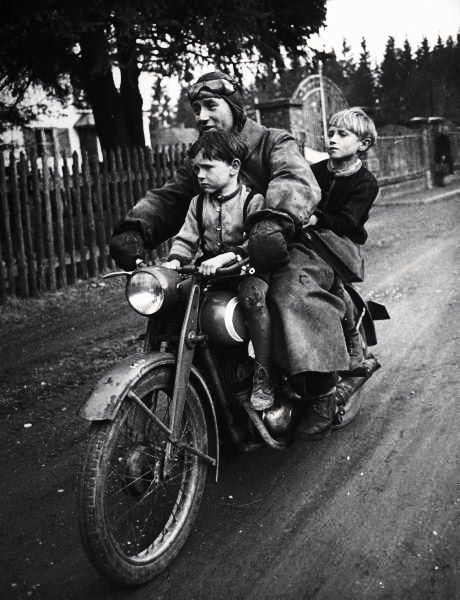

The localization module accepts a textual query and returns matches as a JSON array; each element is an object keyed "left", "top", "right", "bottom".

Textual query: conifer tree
[
  {"left": 378, "top": 36, "right": 404, "bottom": 123},
  {"left": 347, "top": 38, "right": 375, "bottom": 109}
]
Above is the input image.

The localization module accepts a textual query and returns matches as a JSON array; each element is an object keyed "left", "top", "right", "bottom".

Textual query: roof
[{"left": 74, "top": 113, "right": 95, "bottom": 128}]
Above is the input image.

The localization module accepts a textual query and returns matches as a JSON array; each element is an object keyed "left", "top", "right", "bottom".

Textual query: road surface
[{"left": 0, "top": 194, "right": 458, "bottom": 600}]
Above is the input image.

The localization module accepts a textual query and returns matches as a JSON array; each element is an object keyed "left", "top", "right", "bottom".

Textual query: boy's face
[
  {"left": 191, "top": 97, "right": 234, "bottom": 133},
  {"left": 192, "top": 151, "right": 239, "bottom": 194},
  {"left": 327, "top": 126, "right": 369, "bottom": 161}
]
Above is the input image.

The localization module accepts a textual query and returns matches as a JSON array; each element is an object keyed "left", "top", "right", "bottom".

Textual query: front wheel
[{"left": 78, "top": 364, "right": 209, "bottom": 586}]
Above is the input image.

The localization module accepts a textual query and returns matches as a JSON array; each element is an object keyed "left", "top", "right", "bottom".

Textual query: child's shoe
[
  {"left": 250, "top": 363, "right": 274, "bottom": 411},
  {"left": 344, "top": 327, "right": 364, "bottom": 371}
]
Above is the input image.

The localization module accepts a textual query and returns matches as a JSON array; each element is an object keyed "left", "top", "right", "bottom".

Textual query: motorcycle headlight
[
  {"left": 125, "top": 267, "right": 181, "bottom": 316},
  {"left": 126, "top": 271, "right": 164, "bottom": 315}
]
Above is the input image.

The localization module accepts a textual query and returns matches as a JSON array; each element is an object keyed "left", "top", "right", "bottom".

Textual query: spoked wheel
[{"left": 78, "top": 364, "right": 209, "bottom": 586}]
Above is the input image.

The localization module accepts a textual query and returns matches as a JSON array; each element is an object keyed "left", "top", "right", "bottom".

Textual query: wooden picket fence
[
  {"left": 1, "top": 131, "right": 452, "bottom": 305},
  {"left": 0, "top": 144, "right": 191, "bottom": 303}
]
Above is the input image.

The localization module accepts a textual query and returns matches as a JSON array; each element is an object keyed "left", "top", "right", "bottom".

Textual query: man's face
[
  {"left": 192, "top": 151, "right": 237, "bottom": 195},
  {"left": 327, "top": 126, "right": 368, "bottom": 161},
  {"left": 191, "top": 97, "right": 234, "bottom": 133}
]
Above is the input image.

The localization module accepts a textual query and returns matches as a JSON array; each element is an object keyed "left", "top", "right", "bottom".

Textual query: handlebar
[
  {"left": 102, "top": 258, "right": 253, "bottom": 281},
  {"left": 177, "top": 258, "right": 251, "bottom": 277}
]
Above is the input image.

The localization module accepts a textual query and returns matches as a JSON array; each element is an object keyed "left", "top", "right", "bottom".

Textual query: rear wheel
[{"left": 78, "top": 364, "right": 209, "bottom": 586}]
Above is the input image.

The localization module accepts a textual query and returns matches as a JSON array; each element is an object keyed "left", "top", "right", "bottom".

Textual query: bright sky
[
  {"left": 310, "top": 0, "right": 460, "bottom": 64},
  {"left": 141, "top": 0, "right": 460, "bottom": 108}
]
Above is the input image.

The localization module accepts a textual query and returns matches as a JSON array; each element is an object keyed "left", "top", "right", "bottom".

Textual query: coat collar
[{"left": 239, "top": 118, "right": 266, "bottom": 158}]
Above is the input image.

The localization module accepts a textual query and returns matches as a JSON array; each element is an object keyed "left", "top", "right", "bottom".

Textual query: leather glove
[
  {"left": 247, "top": 219, "right": 289, "bottom": 271},
  {"left": 109, "top": 230, "right": 145, "bottom": 271}
]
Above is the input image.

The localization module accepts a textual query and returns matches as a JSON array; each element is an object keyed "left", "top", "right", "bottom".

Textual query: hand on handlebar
[
  {"left": 162, "top": 259, "right": 181, "bottom": 270},
  {"left": 199, "top": 252, "right": 237, "bottom": 275},
  {"left": 109, "top": 231, "right": 145, "bottom": 271}
]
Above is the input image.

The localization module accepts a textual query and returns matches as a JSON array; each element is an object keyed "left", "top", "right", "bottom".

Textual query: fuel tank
[{"left": 199, "top": 291, "right": 249, "bottom": 346}]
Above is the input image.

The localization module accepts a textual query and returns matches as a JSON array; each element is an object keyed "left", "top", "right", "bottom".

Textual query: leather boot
[
  {"left": 344, "top": 327, "right": 364, "bottom": 372},
  {"left": 250, "top": 363, "right": 275, "bottom": 411},
  {"left": 295, "top": 389, "right": 337, "bottom": 439}
]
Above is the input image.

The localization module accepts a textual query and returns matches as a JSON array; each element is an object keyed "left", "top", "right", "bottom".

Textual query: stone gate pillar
[{"left": 255, "top": 98, "right": 304, "bottom": 142}]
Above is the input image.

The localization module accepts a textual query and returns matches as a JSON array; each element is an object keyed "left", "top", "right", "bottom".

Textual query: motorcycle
[{"left": 78, "top": 258, "right": 389, "bottom": 586}]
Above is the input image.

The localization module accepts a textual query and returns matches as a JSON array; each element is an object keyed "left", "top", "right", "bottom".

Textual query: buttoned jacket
[
  {"left": 168, "top": 184, "right": 264, "bottom": 263},
  {"left": 115, "top": 118, "right": 320, "bottom": 246}
]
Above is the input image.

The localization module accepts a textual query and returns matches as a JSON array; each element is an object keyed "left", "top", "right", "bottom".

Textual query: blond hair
[{"left": 329, "top": 107, "right": 377, "bottom": 150}]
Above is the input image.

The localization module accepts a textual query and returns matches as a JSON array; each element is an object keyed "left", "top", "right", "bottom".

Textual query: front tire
[{"left": 78, "top": 364, "right": 209, "bottom": 586}]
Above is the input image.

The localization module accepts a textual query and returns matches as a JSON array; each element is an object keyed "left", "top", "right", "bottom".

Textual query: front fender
[
  {"left": 79, "top": 352, "right": 218, "bottom": 429},
  {"left": 80, "top": 351, "right": 221, "bottom": 477},
  {"left": 79, "top": 352, "right": 175, "bottom": 420}
]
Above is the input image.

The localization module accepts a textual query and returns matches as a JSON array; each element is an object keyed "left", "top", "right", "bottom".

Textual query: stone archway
[
  {"left": 292, "top": 75, "right": 349, "bottom": 151},
  {"left": 255, "top": 74, "right": 349, "bottom": 153}
]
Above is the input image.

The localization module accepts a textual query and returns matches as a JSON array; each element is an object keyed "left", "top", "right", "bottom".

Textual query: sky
[
  {"left": 143, "top": 0, "right": 460, "bottom": 107},
  {"left": 310, "top": 0, "right": 460, "bottom": 64}
]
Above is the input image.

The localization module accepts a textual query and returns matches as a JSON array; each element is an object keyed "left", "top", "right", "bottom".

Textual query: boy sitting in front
[
  {"left": 163, "top": 130, "right": 274, "bottom": 411},
  {"left": 309, "top": 107, "right": 379, "bottom": 371}
]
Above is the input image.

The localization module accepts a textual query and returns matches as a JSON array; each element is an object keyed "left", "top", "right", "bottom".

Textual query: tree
[
  {"left": 322, "top": 40, "right": 356, "bottom": 102},
  {"left": 377, "top": 36, "right": 405, "bottom": 123},
  {"left": 174, "top": 87, "right": 198, "bottom": 129},
  {"left": 0, "top": 1, "right": 327, "bottom": 151},
  {"left": 150, "top": 79, "right": 175, "bottom": 131},
  {"left": 412, "top": 37, "right": 433, "bottom": 115},
  {"left": 347, "top": 38, "right": 375, "bottom": 109}
]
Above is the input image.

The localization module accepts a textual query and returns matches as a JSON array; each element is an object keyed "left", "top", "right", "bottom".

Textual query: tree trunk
[
  {"left": 115, "top": 21, "right": 145, "bottom": 148},
  {"left": 78, "top": 26, "right": 131, "bottom": 152}
]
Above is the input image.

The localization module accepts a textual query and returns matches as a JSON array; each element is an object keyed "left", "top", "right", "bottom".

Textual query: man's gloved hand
[
  {"left": 247, "top": 219, "right": 289, "bottom": 271},
  {"left": 109, "top": 230, "right": 145, "bottom": 271}
]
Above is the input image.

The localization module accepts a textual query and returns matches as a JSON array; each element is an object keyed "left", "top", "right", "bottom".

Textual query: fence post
[
  {"left": 29, "top": 149, "right": 46, "bottom": 291},
  {"left": 101, "top": 150, "right": 114, "bottom": 268},
  {"left": 123, "top": 146, "right": 134, "bottom": 209},
  {"left": 130, "top": 146, "right": 141, "bottom": 203},
  {"left": 0, "top": 152, "right": 16, "bottom": 296},
  {"left": 62, "top": 152, "right": 77, "bottom": 284},
  {"left": 81, "top": 151, "right": 98, "bottom": 277},
  {"left": 0, "top": 226, "right": 5, "bottom": 303},
  {"left": 145, "top": 146, "right": 155, "bottom": 191},
  {"left": 41, "top": 137, "right": 57, "bottom": 293},
  {"left": 19, "top": 152, "right": 37, "bottom": 297},
  {"left": 138, "top": 147, "right": 148, "bottom": 195},
  {"left": 109, "top": 149, "right": 121, "bottom": 225},
  {"left": 53, "top": 153, "right": 67, "bottom": 288},
  {"left": 116, "top": 147, "right": 127, "bottom": 216},
  {"left": 422, "top": 129, "right": 433, "bottom": 189},
  {"left": 10, "top": 151, "right": 29, "bottom": 297},
  {"left": 72, "top": 152, "right": 88, "bottom": 280},
  {"left": 90, "top": 153, "right": 107, "bottom": 272}
]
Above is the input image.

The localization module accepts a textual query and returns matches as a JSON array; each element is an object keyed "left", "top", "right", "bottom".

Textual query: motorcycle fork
[{"left": 163, "top": 281, "right": 211, "bottom": 476}]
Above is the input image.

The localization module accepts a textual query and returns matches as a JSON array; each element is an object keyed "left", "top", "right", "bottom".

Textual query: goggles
[{"left": 188, "top": 78, "right": 236, "bottom": 102}]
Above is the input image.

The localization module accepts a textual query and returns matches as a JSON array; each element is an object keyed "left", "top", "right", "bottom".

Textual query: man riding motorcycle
[{"left": 110, "top": 71, "right": 350, "bottom": 438}]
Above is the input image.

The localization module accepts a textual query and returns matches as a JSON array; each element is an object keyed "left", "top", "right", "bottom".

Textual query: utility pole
[{"left": 318, "top": 60, "right": 328, "bottom": 151}]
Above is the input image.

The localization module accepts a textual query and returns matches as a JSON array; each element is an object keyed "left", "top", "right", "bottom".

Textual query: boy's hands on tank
[
  {"left": 109, "top": 231, "right": 145, "bottom": 271},
  {"left": 199, "top": 252, "right": 235, "bottom": 275},
  {"left": 162, "top": 259, "right": 181, "bottom": 270}
]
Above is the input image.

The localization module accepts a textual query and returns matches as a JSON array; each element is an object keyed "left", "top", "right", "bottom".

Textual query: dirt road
[{"left": 0, "top": 195, "right": 459, "bottom": 600}]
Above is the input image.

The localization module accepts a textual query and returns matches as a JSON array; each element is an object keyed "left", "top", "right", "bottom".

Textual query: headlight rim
[{"left": 125, "top": 269, "right": 165, "bottom": 316}]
